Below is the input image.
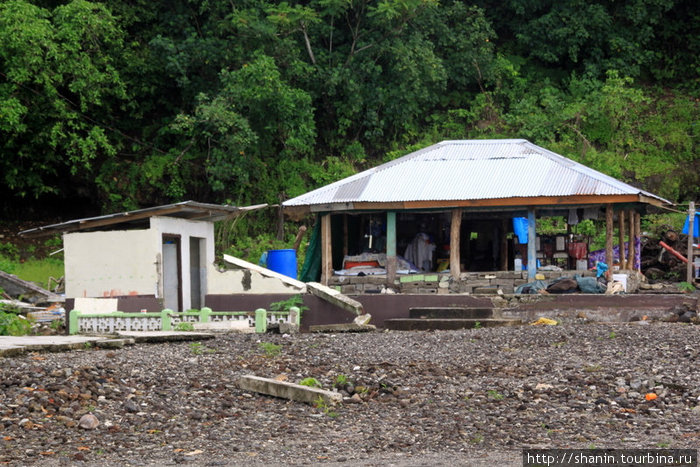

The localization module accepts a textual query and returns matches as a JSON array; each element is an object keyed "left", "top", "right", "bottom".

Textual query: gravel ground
[{"left": 2, "top": 322, "right": 700, "bottom": 466}]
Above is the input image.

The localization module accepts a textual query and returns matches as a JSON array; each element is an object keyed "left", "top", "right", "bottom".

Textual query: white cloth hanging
[{"left": 404, "top": 233, "right": 436, "bottom": 271}]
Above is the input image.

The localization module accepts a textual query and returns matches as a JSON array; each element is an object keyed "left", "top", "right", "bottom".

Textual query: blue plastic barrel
[
  {"left": 266, "top": 249, "right": 298, "bottom": 279},
  {"left": 512, "top": 217, "right": 529, "bottom": 244}
]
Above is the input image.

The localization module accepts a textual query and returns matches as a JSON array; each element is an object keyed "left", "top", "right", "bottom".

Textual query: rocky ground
[{"left": 2, "top": 322, "right": 700, "bottom": 466}]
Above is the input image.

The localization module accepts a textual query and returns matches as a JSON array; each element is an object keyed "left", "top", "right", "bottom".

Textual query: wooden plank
[
  {"left": 320, "top": 214, "right": 332, "bottom": 285},
  {"left": 450, "top": 209, "right": 462, "bottom": 280},
  {"left": 618, "top": 210, "right": 626, "bottom": 269},
  {"left": 628, "top": 210, "right": 636, "bottom": 271},
  {"left": 527, "top": 208, "right": 536, "bottom": 279},
  {"left": 605, "top": 204, "right": 614, "bottom": 269},
  {"left": 310, "top": 195, "right": 647, "bottom": 213},
  {"left": 404, "top": 195, "right": 640, "bottom": 209}
]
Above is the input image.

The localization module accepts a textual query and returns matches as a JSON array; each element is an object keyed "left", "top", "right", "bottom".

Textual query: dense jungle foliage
[{"left": 1, "top": 0, "right": 698, "bottom": 235}]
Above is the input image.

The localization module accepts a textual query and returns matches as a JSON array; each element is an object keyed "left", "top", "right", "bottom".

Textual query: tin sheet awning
[
  {"left": 283, "top": 139, "right": 670, "bottom": 211},
  {"left": 19, "top": 201, "right": 267, "bottom": 238}
]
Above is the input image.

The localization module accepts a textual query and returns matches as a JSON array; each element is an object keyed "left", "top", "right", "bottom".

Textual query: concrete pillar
[
  {"left": 527, "top": 208, "right": 537, "bottom": 280},
  {"left": 605, "top": 204, "right": 614, "bottom": 268},
  {"left": 255, "top": 308, "right": 267, "bottom": 333},
  {"left": 386, "top": 211, "right": 397, "bottom": 285}
]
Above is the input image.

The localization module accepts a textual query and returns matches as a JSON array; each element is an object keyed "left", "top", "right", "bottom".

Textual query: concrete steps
[
  {"left": 385, "top": 306, "right": 522, "bottom": 331},
  {"left": 408, "top": 307, "right": 494, "bottom": 319},
  {"left": 384, "top": 318, "right": 521, "bottom": 331}
]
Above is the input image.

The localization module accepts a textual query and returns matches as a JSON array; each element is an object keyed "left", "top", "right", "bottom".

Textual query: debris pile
[
  {"left": 641, "top": 229, "right": 696, "bottom": 282},
  {"left": 0, "top": 269, "right": 65, "bottom": 335}
]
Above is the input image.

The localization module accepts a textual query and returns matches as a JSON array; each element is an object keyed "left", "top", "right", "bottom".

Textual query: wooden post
[
  {"left": 500, "top": 219, "right": 509, "bottom": 271},
  {"left": 628, "top": 210, "right": 636, "bottom": 272},
  {"left": 386, "top": 211, "right": 397, "bottom": 286},
  {"left": 320, "top": 214, "right": 332, "bottom": 285},
  {"left": 450, "top": 209, "right": 462, "bottom": 280},
  {"left": 293, "top": 225, "right": 308, "bottom": 251},
  {"left": 605, "top": 204, "right": 614, "bottom": 269},
  {"left": 527, "top": 208, "right": 537, "bottom": 279},
  {"left": 688, "top": 202, "right": 696, "bottom": 282},
  {"left": 635, "top": 211, "right": 641, "bottom": 272},
  {"left": 618, "top": 210, "right": 626, "bottom": 269}
]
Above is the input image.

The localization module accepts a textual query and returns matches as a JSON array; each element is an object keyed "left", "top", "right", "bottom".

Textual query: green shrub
[
  {"left": 269, "top": 294, "right": 308, "bottom": 313},
  {"left": 299, "top": 377, "right": 321, "bottom": 388},
  {"left": 0, "top": 311, "right": 33, "bottom": 336},
  {"left": 175, "top": 322, "right": 195, "bottom": 331},
  {"left": 258, "top": 341, "right": 282, "bottom": 357}
]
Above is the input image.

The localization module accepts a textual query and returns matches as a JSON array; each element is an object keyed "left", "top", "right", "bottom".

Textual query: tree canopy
[{"left": 1, "top": 0, "right": 697, "bottom": 219}]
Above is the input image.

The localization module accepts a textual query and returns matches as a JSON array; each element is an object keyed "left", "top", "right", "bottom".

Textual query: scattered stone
[
  {"left": 1, "top": 322, "right": 700, "bottom": 465},
  {"left": 309, "top": 323, "right": 377, "bottom": 333},
  {"left": 346, "top": 393, "right": 363, "bottom": 404},
  {"left": 78, "top": 414, "right": 99, "bottom": 430},
  {"left": 123, "top": 399, "right": 139, "bottom": 413}
]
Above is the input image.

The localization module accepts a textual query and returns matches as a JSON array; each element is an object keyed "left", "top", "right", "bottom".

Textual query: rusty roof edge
[{"left": 18, "top": 201, "right": 267, "bottom": 237}]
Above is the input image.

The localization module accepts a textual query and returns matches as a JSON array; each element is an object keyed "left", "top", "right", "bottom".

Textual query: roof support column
[
  {"left": 687, "top": 202, "right": 695, "bottom": 282},
  {"left": 635, "top": 211, "right": 641, "bottom": 272},
  {"left": 527, "top": 208, "right": 537, "bottom": 280},
  {"left": 605, "top": 204, "right": 614, "bottom": 269},
  {"left": 450, "top": 209, "right": 462, "bottom": 280},
  {"left": 628, "top": 210, "right": 635, "bottom": 271},
  {"left": 618, "top": 210, "right": 626, "bottom": 269},
  {"left": 321, "top": 213, "right": 332, "bottom": 286},
  {"left": 386, "top": 211, "right": 397, "bottom": 287}
]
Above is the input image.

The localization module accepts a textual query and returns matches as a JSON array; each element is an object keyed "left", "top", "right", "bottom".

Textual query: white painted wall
[
  {"left": 64, "top": 215, "right": 301, "bottom": 305},
  {"left": 65, "top": 216, "right": 215, "bottom": 310},
  {"left": 150, "top": 216, "right": 214, "bottom": 310},
  {"left": 64, "top": 229, "right": 156, "bottom": 299},
  {"left": 207, "top": 254, "right": 306, "bottom": 294}
]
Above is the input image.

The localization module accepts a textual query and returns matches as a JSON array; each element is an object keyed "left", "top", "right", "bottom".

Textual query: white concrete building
[{"left": 18, "top": 201, "right": 310, "bottom": 312}]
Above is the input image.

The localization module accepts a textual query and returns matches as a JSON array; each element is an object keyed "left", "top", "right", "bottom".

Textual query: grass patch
[
  {"left": 258, "top": 342, "right": 282, "bottom": 357},
  {"left": 10, "top": 257, "right": 64, "bottom": 290}
]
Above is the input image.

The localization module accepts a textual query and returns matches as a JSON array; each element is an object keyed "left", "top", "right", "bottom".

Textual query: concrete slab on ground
[
  {"left": 0, "top": 335, "right": 132, "bottom": 357},
  {"left": 1, "top": 331, "right": 215, "bottom": 357},
  {"left": 237, "top": 375, "right": 343, "bottom": 406},
  {"left": 193, "top": 320, "right": 254, "bottom": 333},
  {"left": 115, "top": 331, "right": 215, "bottom": 343}
]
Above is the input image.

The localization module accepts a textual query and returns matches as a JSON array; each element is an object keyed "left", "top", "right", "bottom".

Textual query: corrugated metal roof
[
  {"left": 19, "top": 201, "right": 268, "bottom": 238},
  {"left": 283, "top": 139, "right": 669, "bottom": 207}
]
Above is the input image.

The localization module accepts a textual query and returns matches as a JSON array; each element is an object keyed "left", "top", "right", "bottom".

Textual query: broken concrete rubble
[
  {"left": 0, "top": 270, "right": 63, "bottom": 304},
  {"left": 236, "top": 375, "right": 342, "bottom": 406},
  {"left": 306, "top": 282, "right": 364, "bottom": 315}
]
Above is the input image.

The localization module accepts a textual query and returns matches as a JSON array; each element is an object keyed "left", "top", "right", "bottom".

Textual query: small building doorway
[{"left": 162, "top": 235, "right": 182, "bottom": 311}]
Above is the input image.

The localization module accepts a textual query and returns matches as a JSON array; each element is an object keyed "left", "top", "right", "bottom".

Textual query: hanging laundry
[
  {"left": 404, "top": 233, "right": 436, "bottom": 271},
  {"left": 568, "top": 209, "right": 579, "bottom": 225}
]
